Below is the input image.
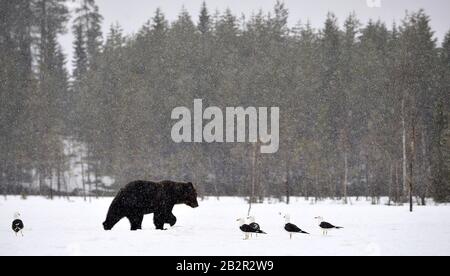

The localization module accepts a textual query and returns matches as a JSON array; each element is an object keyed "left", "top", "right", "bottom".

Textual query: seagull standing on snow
[
  {"left": 247, "top": 216, "right": 267, "bottom": 237},
  {"left": 12, "top": 213, "right": 24, "bottom": 237},
  {"left": 282, "top": 214, "right": 309, "bottom": 239},
  {"left": 237, "top": 218, "right": 254, "bottom": 240},
  {"left": 315, "top": 216, "right": 343, "bottom": 236}
]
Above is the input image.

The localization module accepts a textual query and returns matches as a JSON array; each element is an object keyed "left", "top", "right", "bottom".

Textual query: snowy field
[{"left": 1, "top": 196, "right": 450, "bottom": 256}]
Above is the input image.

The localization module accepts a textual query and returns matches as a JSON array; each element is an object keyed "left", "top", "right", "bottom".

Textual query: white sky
[{"left": 60, "top": 0, "right": 450, "bottom": 71}]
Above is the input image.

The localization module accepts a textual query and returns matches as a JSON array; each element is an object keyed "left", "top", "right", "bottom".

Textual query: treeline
[
  {"left": 0, "top": 0, "right": 70, "bottom": 198},
  {"left": 1, "top": 1, "right": 449, "bottom": 203}
]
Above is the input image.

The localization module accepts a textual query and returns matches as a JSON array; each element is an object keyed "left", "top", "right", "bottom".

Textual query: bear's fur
[{"left": 103, "top": 180, "right": 199, "bottom": 231}]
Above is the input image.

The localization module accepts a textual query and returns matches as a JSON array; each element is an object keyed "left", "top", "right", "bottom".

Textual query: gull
[
  {"left": 282, "top": 214, "right": 309, "bottom": 239},
  {"left": 12, "top": 213, "right": 24, "bottom": 237},
  {"left": 315, "top": 216, "right": 343, "bottom": 236},
  {"left": 247, "top": 216, "right": 267, "bottom": 237}
]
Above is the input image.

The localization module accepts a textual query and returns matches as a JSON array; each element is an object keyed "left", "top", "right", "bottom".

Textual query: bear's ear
[{"left": 188, "top": 182, "right": 195, "bottom": 189}]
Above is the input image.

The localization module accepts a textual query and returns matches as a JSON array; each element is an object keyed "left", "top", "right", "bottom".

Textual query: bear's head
[
  {"left": 103, "top": 214, "right": 119, "bottom": 231},
  {"left": 184, "top": 182, "right": 199, "bottom": 208},
  {"left": 103, "top": 221, "right": 112, "bottom": 231}
]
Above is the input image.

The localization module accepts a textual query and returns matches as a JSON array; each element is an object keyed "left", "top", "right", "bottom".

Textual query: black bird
[
  {"left": 283, "top": 214, "right": 309, "bottom": 239},
  {"left": 247, "top": 216, "right": 267, "bottom": 237},
  {"left": 12, "top": 213, "right": 24, "bottom": 236},
  {"left": 315, "top": 216, "right": 343, "bottom": 235}
]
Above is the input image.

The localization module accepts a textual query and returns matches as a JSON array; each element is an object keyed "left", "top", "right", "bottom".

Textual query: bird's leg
[
  {"left": 21, "top": 231, "right": 24, "bottom": 237},
  {"left": 290, "top": 233, "right": 292, "bottom": 240}
]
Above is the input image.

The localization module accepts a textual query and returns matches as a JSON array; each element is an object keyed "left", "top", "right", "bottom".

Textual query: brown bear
[{"left": 103, "top": 180, "right": 199, "bottom": 231}]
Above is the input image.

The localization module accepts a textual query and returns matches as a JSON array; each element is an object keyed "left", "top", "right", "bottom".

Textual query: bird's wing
[
  {"left": 320, "top": 222, "right": 336, "bottom": 229},
  {"left": 240, "top": 224, "right": 255, "bottom": 233},
  {"left": 249, "top": 222, "right": 260, "bottom": 231},
  {"left": 285, "top": 223, "right": 302, "bottom": 233}
]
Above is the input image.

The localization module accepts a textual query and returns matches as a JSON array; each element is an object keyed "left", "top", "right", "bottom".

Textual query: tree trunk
[
  {"left": 365, "top": 155, "right": 371, "bottom": 203},
  {"left": 409, "top": 122, "right": 416, "bottom": 212},
  {"left": 285, "top": 179, "right": 290, "bottom": 205},
  {"left": 388, "top": 162, "right": 393, "bottom": 206},
  {"left": 86, "top": 149, "right": 92, "bottom": 203},
  {"left": 49, "top": 170, "right": 53, "bottom": 200},
  {"left": 1, "top": 159, "right": 6, "bottom": 200},
  {"left": 314, "top": 171, "right": 319, "bottom": 203},
  {"left": 402, "top": 98, "right": 408, "bottom": 200},
  {"left": 248, "top": 143, "right": 258, "bottom": 216},
  {"left": 57, "top": 158, "right": 61, "bottom": 198},
  {"left": 395, "top": 160, "right": 400, "bottom": 204},
  {"left": 39, "top": 169, "right": 43, "bottom": 196},
  {"left": 304, "top": 179, "right": 309, "bottom": 201},
  {"left": 343, "top": 151, "right": 348, "bottom": 204},
  {"left": 421, "top": 128, "right": 428, "bottom": 206},
  {"left": 87, "top": 164, "right": 92, "bottom": 202},
  {"left": 95, "top": 162, "right": 99, "bottom": 199},
  {"left": 285, "top": 156, "right": 290, "bottom": 205},
  {"left": 81, "top": 160, "right": 86, "bottom": 202}
]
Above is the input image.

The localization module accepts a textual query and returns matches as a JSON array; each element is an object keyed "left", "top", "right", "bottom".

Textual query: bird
[
  {"left": 315, "top": 216, "right": 343, "bottom": 236},
  {"left": 282, "top": 214, "right": 309, "bottom": 239},
  {"left": 246, "top": 216, "right": 267, "bottom": 237},
  {"left": 12, "top": 213, "right": 24, "bottom": 237},
  {"left": 237, "top": 218, "right": 254, "bottom": 240}
]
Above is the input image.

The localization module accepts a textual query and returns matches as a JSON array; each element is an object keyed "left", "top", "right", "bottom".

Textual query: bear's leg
[
  {"left": 166, "top": 212, "right": 177, "bottom": 227},
  {"left": 153, "top": 213, "right": 166, "bottom": 230},
  {"left": 128, "top": 215, "right": 144, "bottom": 231}
]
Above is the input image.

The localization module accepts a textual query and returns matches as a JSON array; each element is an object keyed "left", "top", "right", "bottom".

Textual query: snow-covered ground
[{"left": 1, "top": 196, "right": 449, "bottom": 256}]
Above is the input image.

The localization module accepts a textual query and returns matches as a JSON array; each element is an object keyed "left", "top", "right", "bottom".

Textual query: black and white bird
[
  {"left": 282, "top": 214, "right": 309, "bottom": 239},
  {"left": 237, "top": 218, "right": 266, "bottom": 240},
  {"left": 246, "top": 216, "right": 267, "bottom": 237},
  {"left": 315, "top": 216, "right": 343, "bottom": 235},
  {"left": 237, "top": 218, "right": 254, "bottom": 240},
  {"left": 12, "top": 213, "right": 24, "bottom": 237}
]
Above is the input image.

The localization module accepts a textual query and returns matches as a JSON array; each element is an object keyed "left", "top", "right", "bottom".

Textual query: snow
[{"left": 1, "top": 196, "right": 449, "bottom": 256}]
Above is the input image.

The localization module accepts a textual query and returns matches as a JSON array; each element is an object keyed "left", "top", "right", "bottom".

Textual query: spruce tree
[{"left": 198, "top": 1, "right": 211, "bottom": 35}]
